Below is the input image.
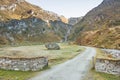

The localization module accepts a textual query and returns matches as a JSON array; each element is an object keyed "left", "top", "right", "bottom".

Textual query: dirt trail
[{"left": 29, "top": 47, "right": 96, "bottom": 80}]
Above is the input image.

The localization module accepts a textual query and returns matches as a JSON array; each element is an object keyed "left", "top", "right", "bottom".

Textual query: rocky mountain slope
[
  {"left": 72, "top": 0, "right": 120, "bottom": 49},
  {"left": 0, "top": 18, "right": 71, "bottom": 45},
  {"left": 0, "top": 0, "right": 71, "bottom": 45},
  {"left": 76, "top": 26, "right": 120, "bottom": 49},
  {"left": 68, "top": 17, "right": 82, "bottom": 25},
  {"left": 0, "top": 0, "right": 68, "bottom": 22},
  {"left": 73, "top": 0, "right": 120, "bottom": 33}
]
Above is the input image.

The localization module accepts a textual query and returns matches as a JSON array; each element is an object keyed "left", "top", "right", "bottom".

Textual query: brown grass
[{"left": 76, "top": 27, "right": 120, "bottom": 50}]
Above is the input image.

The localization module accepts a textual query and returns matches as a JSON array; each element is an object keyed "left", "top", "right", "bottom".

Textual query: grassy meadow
[{"left": 0, "top": 43, "right": 85, "bottom": 80}]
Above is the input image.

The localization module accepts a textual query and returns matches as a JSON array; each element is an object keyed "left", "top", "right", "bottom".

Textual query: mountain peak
[{"left": 0, "top": 0, "right": 68, "bottom": 22}]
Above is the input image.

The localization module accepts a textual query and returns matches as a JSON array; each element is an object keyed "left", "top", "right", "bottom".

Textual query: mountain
[
  {"left": 76, "top": 26, "right": 120, "bottom": 49},
  {"left": 0, "top": 0, "right": 68, "bottom": 22},
  {"left": 0, "top": 0, "right": 57, "bottom": 21},
  {"left": 68, "top": 17, "right": 82, "bottom": 25},
  {"left": 73, "top": 0, "right": 120, "bottom": 33},
  {"left": 49, "top": 20, "right": 72, "bottom": 42},
  {"left": 0, "top": 0, "right": 71, "bottom": 45},
  {"left": 73, "top": 0, "right": 120, "bottom": 49}
]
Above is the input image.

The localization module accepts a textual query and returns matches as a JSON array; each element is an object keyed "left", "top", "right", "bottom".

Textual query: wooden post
[{"left": 92, "top": 56, "right": 95, "bottom": 69}]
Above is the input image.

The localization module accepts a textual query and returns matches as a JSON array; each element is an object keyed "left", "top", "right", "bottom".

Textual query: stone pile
[{"left": 95, "top": 58, "right": 120, "bottom": 75}]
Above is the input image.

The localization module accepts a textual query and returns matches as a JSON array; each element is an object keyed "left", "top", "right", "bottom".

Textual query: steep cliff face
[
  {"left": 0, "top": 0, "right": 71, "bottom": 45},
  {"left": 0, "top": 17, "right": 56, "bottom": 44},
  {"left": 0, "top": 17, "right": 72, "bottom": 45},
  {"left": 49, "top": 21, "right": 72, "bottom": 42}
]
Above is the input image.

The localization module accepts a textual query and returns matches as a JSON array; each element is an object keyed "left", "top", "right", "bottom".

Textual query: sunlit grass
[{"left": 0, "top": 70, "right": 36, "bottom": 80}]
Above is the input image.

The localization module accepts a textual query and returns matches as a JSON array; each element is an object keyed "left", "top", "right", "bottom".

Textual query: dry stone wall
[
  {"left": 95, "top": 58, "right": 120, "bottom": 75},
  {"left": 0, "top": 57, "right": 48, "bottom": 71},
  {"left": 102, "top": 49, "right": 120, "bottom": 59}
]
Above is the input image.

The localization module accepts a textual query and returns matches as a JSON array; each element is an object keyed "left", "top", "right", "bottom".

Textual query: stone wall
[
  {"left": 95, "top": 58, "right": 120, "bottom": 75},
  {"left": 0, "top": 57, "right": 48, "bottom": 71},
  {"left": 102, "top": 49, "right": 120, "bottom": 59}
]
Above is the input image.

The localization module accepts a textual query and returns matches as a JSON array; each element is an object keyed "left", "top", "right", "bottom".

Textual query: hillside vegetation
[
  {"left": 70, "top": 0, "right": 120, "bottom": 49},
  {"left": 70, "top": 0, "right": 120, "bottom": 39},
  {"left": 76, "top": 26, "right": 120, "bottom": 49},
  {"left": 73, "top": 0, "right": 120, "bottom": 32}
]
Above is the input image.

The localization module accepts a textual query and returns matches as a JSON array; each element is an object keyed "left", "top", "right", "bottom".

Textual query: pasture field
[{"left": 0, "top": 43, "right": 84, "bottom": 80}]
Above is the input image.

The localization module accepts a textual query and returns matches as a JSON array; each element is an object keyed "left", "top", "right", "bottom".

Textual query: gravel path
[{"left": 29, "top": 47, "right": 96, "bottom": 80}]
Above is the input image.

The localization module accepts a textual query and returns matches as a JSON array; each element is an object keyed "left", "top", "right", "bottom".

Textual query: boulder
[{"left": 45, "top": 43, "right": 60, "bottom": 50}]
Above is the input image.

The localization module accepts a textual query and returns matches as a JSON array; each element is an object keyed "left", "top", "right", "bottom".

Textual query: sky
[{"left": 26, "top": 0, "right": 103, "bottom": 18}]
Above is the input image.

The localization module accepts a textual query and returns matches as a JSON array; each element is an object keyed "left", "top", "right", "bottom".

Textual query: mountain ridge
[
  {"left": 0, "top": 0, "right": 68, "bottom": 23},
  {"left": 73, "top": 0, "right": 120, "bottom": 49},
  {"left": 73, "top": 0, "right": 120, "bottom": 32}
]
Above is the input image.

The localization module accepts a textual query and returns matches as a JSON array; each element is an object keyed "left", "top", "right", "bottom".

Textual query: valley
[
  {"left": 0, "top": 0, "right": 120, "bottom": 80},
  {"left": 29, "top": 47, "right": 96, "bottom": 80}
]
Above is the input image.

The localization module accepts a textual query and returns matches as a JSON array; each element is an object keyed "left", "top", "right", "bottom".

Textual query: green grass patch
[
  {"left": 0, "top": 70, "right": 36, "bottom": 80},
  {"left": 91, "top": 69, "right": 120, "bottom": 80},
  {"left": 84, "top": 69, "right": 120, "bottom": 80}
]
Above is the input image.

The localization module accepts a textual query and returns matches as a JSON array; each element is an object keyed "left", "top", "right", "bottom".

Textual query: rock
[{"left": 45, "top": 43, "right": 60, "bottom": 50}]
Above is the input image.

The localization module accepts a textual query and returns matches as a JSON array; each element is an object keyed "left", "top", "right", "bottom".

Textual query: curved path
[{"left": 29, "top": 47, "right": 96, "bottom": 80}]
